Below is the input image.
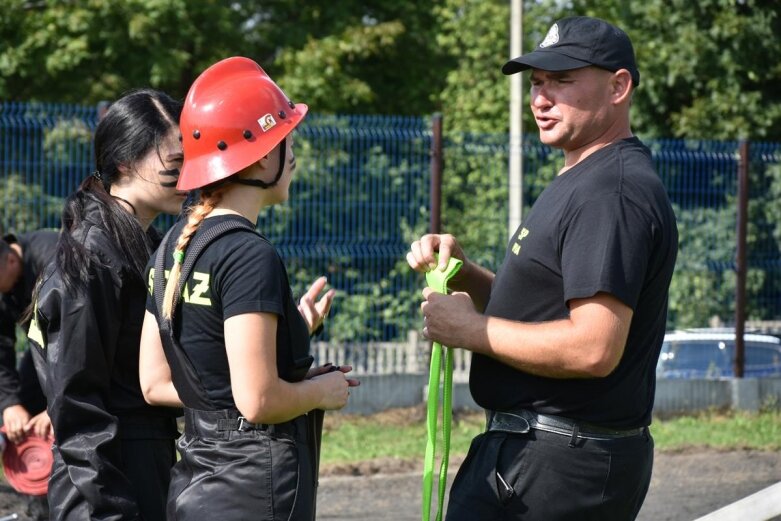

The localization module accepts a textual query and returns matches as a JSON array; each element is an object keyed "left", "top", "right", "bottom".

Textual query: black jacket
[
  {"left": 28, "top": 200, "right": 178, "bottom": 521},
  {"left": 0, "top": 230, "right": 57, "bottom": 413}
]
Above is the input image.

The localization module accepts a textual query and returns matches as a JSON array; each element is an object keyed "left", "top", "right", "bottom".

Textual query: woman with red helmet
[{"left": 139, "top": 57, "right": 358, "bottom": 520}]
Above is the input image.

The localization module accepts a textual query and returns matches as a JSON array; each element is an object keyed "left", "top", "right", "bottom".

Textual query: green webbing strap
[{"left": 422, "top": 256, "right": 463, "bottom": 521}]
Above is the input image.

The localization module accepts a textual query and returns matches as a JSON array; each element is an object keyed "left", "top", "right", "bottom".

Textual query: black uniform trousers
[
  {"left": 168, "top": 408, "right": 315, "bottom": 521},
  {"left": 48, "top": 417, "right": 176, "bottom": 521},
  {"left": 445, "top": 427, "right": 653, "bottom": 520}
]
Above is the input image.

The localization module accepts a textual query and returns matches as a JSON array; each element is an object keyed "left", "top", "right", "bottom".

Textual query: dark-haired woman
[
  {"left": 139, "top": 57, "right": 358, "bottom": 520},
  {"left": 27, "top": 89, "right": 185, "bottom": 521}
]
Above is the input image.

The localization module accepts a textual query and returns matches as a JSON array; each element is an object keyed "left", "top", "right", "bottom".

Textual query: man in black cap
[
  {"left": 407, "top": 16, "right": 677, "bottom": 520},
  {"left": 0, "top": 230, "right": 56, "bottom": 442},
  {"left": 0, "top": 229, "right": 56, "bottom": 520}
]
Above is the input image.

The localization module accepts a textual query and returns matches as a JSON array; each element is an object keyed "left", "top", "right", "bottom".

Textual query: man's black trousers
[{"left": 445, "top": 428, "right": 653, "bottom": 520}]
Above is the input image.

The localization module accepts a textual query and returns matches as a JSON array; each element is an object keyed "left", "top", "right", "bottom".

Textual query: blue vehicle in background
[{"left": 656, "top": 329, "right": 781, "bottom": 378}]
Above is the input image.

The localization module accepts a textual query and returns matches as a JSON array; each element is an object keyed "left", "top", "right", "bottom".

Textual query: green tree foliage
[
  {"left": 43, "top": 117, "right": 93, "bottom": 163},
  {"left": 278, "top": 21, "right": 408, "bottom": 112},
  {"left": 0, "top": 0, "right": 268, "bottom": 102},
  {"left": 634, "top": 0, "right": 781, "bottom": 140},
  {"left": 0, "top": 173, "right": 63, "bottom": 233},
  {"left": 2, "top": 0, "right": 778, "bottom": 138},
  {"left": 0, "top": 0, "right": 451, "bottom": 115},
  {"left": 434, "top": 0, "right": 510, "bottom": 134},
  {"left": 430, "top": 0, "right": 781, "bottom": 141},
  {"left": 274, "top": 1, "right": 451, "bottom": 115}
]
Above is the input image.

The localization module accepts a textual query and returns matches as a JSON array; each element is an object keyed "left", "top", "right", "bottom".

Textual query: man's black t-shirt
[
  {"left": 0, "top": 230, "right": 57, "bottom": 412},
  {"left": 471, "top": 138, "right": 678, "bottom": 428},
  {"left": 145, "top": 214, "right": 311, "bottom": 411}
]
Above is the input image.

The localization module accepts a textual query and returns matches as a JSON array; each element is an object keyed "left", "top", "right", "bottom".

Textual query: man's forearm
[
  {"left": 465, "top": 296, "right": 631, "bottom": 379},
  {"left": 470, "top": 316, "right": 605, "bottom": 378}
]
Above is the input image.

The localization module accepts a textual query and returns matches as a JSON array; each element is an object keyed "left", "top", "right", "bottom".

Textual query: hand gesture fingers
[
  {"left": 407, "top": 234, "right": 462, "bottom": 272},
  {"left": 24, "top": 411, "right": 53, "bottom": 440},
  {"left": 298, "top": 277, "right": 335, "bottom": 334}
]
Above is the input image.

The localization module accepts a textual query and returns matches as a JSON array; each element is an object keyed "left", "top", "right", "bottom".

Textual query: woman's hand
[
  {"left": 307, "top": 363, "right": 360, "bottom": 388},
  {"left": 2, "top": 404, "right": 31, "bottom": 443},
  {"left": 310, "top": 366, "right": 360, "bottom": 411},
  {"left": 298, "top": 276, "right": 335, "bottom": 335}
]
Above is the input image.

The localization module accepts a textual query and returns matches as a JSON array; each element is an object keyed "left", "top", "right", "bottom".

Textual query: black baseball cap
[{"left": 502, "top": 16, "right": 640, "bottom": 86}]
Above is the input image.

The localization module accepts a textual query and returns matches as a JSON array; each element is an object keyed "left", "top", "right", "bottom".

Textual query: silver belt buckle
[{"left": 237, "top": 416, "right": 253, "bottom": 432}]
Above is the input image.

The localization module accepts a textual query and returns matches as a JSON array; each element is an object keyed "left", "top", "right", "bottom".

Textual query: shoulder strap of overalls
[{"left": 155, "top": 218, "right": 267, "bottom": 325}]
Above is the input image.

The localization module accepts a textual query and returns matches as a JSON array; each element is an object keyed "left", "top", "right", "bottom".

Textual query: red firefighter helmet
[
  {"left": 178, "top": 57, "right": 308, "bottom": 191},
  {"left": 1, "top": 427, "right": 54, "bottom": 496}
]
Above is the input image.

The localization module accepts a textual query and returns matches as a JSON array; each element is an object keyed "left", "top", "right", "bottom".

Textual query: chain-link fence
[{"left": 2, "top": 101, "right": 780, "bottom": 374}]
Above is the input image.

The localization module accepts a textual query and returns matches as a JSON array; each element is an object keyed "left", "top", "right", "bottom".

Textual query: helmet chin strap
[{"left": 232, "top": 141, "right": 286, "bottom": 189}]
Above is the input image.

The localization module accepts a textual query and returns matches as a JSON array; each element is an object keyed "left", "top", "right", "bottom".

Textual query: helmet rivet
[
  {"left": 288, "top": 100, "right": 295, "bottom": 109},
  {"left": 193, "top": 130, "right": 201, "bottom": 139},
  {"left": 217, "top": 141, "right": 227, "bottom": 151},
  {"left": 243, "top": 130, "right": 253, "bottom": 139},
  {"left": 278, "top": 111, "right": 287, "bottom": 119}
]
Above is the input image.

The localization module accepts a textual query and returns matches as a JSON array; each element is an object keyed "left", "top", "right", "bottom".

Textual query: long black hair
[{"left": 56, "top": 88, "right": 182, "bottom": 293}]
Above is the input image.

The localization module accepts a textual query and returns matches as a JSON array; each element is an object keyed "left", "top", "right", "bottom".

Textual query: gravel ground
[
  {"left": 315, "top": 449, "right": 781, "bottom": 521},
  {"left": 1, "top": 448, "right": 778, "bottom": 520}
]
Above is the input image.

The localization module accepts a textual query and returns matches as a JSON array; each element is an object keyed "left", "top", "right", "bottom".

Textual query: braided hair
[{"left": 161, "top": 189, "right": 224, "bottom": 319}]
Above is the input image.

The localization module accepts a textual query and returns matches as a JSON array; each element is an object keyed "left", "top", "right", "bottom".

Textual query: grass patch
[
  {"left": 650, "top": 409, "right": 781, "bottom": 451},
  {"left": 3, "top": 408, "right": 776, "bottom": 478},
  {"left": 320, "top": 407, "right": 781, "bottom": 466},
  {"left": 320, "top": 407, "right": 483, "bottom": 466}
]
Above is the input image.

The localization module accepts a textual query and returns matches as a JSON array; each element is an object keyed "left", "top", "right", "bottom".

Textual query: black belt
[
  {"left": 486, "top": 409, "right": 646, "bottom": 443},
  {"left": 184, "top": 408, "right": 304, "bottom": 440}
]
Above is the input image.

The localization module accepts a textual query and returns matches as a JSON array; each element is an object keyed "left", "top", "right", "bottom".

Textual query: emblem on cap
[
  {"left": 258, "top": 113, "right": 277, "bottom": 132},
  {"left": 539, "top": 23, "right": 559, "bottom": 48}
]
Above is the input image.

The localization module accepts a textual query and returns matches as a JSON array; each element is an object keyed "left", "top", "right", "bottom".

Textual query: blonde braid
[{"left": 161, "top": 190, "right": 223, "bottom": 319}]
